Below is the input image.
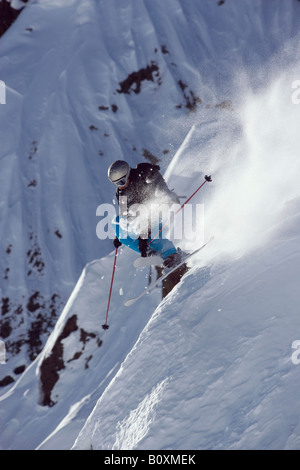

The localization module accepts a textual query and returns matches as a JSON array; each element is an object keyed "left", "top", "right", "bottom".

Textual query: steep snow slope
[
  {"left": 73, "top": 52, "right": 300, "bottom": 449},
  {"left": 0, "top": 249, "right": 162, "bottom": 450},
  {"left": 73, "top": 214, "right": 300, "bottom": 450},
  {"left": 1, "top": 0, "right": 300, "bottom": 450},
  {"left": 0, "top": 0, "right": 217, "bottom": 385}
]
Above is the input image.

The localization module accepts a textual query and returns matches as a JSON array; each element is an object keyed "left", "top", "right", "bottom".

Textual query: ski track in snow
[{"left": 113, "top": 378, "right": 170, "bottom": 450}]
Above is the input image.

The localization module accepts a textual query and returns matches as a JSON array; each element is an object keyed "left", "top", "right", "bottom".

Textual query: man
[{"left": 108, "top": 160, "right": 185, "bottom": 270}]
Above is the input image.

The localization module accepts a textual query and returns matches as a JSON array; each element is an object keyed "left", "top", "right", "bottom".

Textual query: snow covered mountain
[{"left": 1, "top": 0, "right": 300, "bottom": 450}]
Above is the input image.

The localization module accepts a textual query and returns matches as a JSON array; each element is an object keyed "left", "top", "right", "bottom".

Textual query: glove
[
  {"left": 138, "top": 237, "right": 148, "bottom": 257},
  {"left": 113, "top": 237, "right": 122, "bottom": 249}
]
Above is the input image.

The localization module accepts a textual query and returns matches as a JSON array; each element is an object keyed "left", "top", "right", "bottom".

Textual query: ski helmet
[{"left": 108, "top": 160, "right": 130, "bottom": 186}]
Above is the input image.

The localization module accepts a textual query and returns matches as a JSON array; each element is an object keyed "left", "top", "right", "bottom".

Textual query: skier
[{"left": 108, "top": 160, "right": 188, "bottom": 296}]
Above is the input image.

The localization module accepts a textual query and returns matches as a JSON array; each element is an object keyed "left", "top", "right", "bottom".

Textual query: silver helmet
[{"left": 108, "top": 160, "right": 130, "bottom": 186}]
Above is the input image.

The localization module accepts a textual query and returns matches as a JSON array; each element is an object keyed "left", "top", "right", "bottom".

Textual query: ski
[
  {"left": 133, "top": 254, "right": 164, "bottom": 268},
  {"left": 124, "top": 236, "right": 214, "bottom": 307}
]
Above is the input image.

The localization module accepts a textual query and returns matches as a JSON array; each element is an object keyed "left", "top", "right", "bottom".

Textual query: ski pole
[
  {"left": 148, "top": 175, "right": 212, "bottom": 245},
  {"left": 102, "top": 247, "right": 118, "bottom": 330}
]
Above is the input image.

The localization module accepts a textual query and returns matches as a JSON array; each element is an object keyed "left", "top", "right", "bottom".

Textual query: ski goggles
[{"left": 113, "top": 176, "right": 129, "bottom": 187}]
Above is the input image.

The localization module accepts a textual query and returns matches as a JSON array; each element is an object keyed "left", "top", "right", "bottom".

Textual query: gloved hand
[
  {"left": 138, "top": 237, "right": 148, "bottom": 257},
  {"left": 113, "top": 237, "right": 122, "bottom": 249}
]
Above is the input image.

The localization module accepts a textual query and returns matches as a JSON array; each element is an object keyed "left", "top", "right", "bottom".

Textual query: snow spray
[{"left": 201, "top": 42, "right": 300, "bottom": 261}]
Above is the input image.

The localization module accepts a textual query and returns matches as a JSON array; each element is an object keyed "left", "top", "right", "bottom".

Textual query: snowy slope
[
  {"left": 0, "top": 0, "right": 209, "bottom": 385},
  {"left": 0, "top": 249, "right": 162, "bottom": 450},
  {"left": 73, "top": 221, "right": 300, "bottom": 450},
  {"left": 74, "top": 59, "right": 300, "bottom": 449},
  {"left": 1, "top": 0, "right": 300, "bottom": 450}
]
